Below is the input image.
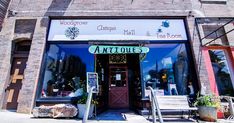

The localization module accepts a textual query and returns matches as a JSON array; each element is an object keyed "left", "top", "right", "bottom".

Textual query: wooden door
[
  {"left": 4, "top": 57, "right": 27, "bottom": 110},
  {"left": 108, "top": 66, "right": 129, "bottom": 108}
]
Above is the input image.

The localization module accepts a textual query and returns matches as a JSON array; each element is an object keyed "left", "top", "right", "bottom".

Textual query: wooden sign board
[{"left": 89, "top": 45, "right": 149, "bottom": 54}]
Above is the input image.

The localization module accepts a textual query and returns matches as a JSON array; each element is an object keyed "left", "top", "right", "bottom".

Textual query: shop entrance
[
  {"left": 95, "top": 53, "right": 141, "bottom": 112},
  {"left": 108, "top": 65, "right": 129, "bottom": 108}
]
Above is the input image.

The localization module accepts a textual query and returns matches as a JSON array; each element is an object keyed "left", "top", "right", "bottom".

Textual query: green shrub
[
  {"left": 194, "top": 95, "right": 220, "bottom": 108},
  {"left": 77, "top": 93, "right": 98, "bottom": 105}
]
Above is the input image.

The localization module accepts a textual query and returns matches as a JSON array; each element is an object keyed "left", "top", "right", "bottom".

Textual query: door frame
[{"left": 203, "top": 46, "right": 234, "bottom": 96}]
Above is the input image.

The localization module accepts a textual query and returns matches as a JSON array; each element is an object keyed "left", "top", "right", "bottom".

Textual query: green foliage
[
  {"left": 77, "top": 93, "right": 98, "bottom": 105},
  {"left": 194, "top": 94, "right": 220, "bottom": 108}
]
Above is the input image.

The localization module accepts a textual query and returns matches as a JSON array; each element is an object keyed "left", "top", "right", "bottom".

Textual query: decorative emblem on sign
[
  {"left": 65, "top": 27, "right": 79, "bottom": 39},
  {"left": 157, "top": 20, "right": 170, "bottom": 33},
  {"left": 162, "top": 20, "right": 170, "bottom": 28},
  {"left": 109, "top": 54, "right": 127, "bottom": 64}
]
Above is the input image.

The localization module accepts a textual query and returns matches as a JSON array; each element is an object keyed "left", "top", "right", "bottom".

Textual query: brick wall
[
  {"left": 0, "top": 18, "right": 15, "bottom": 109},
  {"left": 187, "top": 18, "right": 212, "bottom": 95},
  {"left": 16, "top": 18, "right": 48, "bottom": 113},
  {"left": 8, "top": 0, "right": 192, "bottom": 17}
]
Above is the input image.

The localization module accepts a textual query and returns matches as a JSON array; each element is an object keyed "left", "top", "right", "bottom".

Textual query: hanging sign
[
  {"left": 86, "top": 72, "right": 99, "bottom": 93},
  {"left": 88, "top": 45, "right": 149, "bottom": 54},
  {"left": 48, "top": 19, "right": 187, "bottom": 41}
]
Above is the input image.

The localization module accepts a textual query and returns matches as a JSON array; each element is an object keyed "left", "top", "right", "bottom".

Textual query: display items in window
[
  {"left": 142, "top": 44, "right": 196, "bottom": 96},
  {"left": 41, "top": 44, "right": 94, "bottom": 98}
]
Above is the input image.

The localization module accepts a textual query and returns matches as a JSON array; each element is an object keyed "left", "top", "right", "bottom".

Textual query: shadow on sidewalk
[{"left": 147, "top": 117, "right": 197, "bottom": 123}]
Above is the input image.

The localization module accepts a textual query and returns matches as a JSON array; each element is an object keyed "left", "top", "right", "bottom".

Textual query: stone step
[{"left": 123, "top": 112, "right": 151, "bottom": 123}]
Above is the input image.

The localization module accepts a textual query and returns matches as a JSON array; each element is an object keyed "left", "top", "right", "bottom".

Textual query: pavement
[{"left": 0, "top": 110, "right": 233, "bottom": 123}]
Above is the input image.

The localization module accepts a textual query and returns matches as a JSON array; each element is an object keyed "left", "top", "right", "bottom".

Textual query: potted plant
[
  {"left": 194, "top": 94, "right": 221, "bottom": 122},
  {"left": 77, "top": 93, "right": 98, "bottom": 119}
]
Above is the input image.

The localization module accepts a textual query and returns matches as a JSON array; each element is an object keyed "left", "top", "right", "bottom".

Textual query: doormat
[{"left": 95, "top": 110, "right": 127, "bottom": 121}]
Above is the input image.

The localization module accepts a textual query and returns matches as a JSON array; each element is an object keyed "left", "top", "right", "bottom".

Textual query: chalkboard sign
[{"left": 86, "top": 72, "right": 99, "bottom": 93}]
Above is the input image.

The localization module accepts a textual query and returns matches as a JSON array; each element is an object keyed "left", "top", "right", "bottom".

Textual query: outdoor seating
[
  {"left": 148, "top": 87, "right": 198, "bottom": 123},
  {"left": 154, "top": 95, "right": 198, "bottom": 118}
]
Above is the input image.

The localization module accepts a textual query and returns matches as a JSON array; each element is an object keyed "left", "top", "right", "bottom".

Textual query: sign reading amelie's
[{"left": 88, "top": 45, "right": 149, "bottom": 54}]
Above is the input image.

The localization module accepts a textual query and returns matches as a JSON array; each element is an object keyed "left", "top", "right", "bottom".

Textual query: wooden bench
[{"left": 150, "top": 95, "right": 197, "bottom": 118}]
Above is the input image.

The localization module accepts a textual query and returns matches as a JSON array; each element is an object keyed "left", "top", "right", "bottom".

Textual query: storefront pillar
[
  {"left": 16, "top": 18, "right": 48, "bottom": 113},
  {"left": 0, "top": 18, "right": 16, "bottom": 110},
  {"left": 202, "top": 47, "right": 219, "bottom": 96},
  {"left": 231, "top": 47, "right": 234, "bottom": 68}
]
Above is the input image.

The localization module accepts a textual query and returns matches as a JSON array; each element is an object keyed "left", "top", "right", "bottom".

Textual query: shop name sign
[
  {"left": 48, "top": 19, "right": 187, "bottom": 41},
  {"left": 88, "top": 45, "right": 149, "bottom": 54}
]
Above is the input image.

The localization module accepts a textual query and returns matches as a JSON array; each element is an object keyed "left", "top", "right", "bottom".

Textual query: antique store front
[{"left": 36, "top": 18, "right": 199, "bottom": 114}]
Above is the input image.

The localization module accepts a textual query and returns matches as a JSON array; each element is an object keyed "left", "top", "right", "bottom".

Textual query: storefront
[
  {"left": 195, "top": 18, "right": 234, "bottom": 97},
  {"left": 36, "top": 18, "right": 199, "bottom": 114}
]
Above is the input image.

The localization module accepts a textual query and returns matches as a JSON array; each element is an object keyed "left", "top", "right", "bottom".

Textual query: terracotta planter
[
  {"left": 77, "top": 104, "right": 94, "bottom": 119},
  {"left": 198, "top": 106, "right": 217, "bottom": 122}
]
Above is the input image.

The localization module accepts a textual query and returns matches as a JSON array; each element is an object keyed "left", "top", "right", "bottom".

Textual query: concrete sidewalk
[
  {"left": 0, "top": 110, "right": 151, "bottom": 123},
  {"left": 0, "top": 110, "right": 233, "bottom": 123},
  {"left": 0, "top": 110, "right": 192, "bottom": 123}
]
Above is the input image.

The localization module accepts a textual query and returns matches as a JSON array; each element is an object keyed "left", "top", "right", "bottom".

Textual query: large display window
[
  {"left": 40, "top": 43, "right": 94, "bottom": 98},
  {"left": 141, "top": 43, "right": 196, "bottom": 96}
]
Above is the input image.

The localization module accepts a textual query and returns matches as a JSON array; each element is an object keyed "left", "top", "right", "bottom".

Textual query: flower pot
[
  {"left": 77, "top": 104, "right": 94, "bottom": 119},
  {"left": 198, "top": 106, "right": 217, "bottom": 122}
]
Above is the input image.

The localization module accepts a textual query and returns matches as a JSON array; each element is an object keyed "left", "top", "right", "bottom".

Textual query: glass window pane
[
  {"left": 209, "top": 50, "right": 234, "bottom": 96},
  {"left": 141, "top": 44, "right": 194, "bottom": 96},
  {"left": 41, "top": 44, "right": 94, "bottom": 98},
  {"left": 110, "top": 67, "right": 127, "bottom": 87}
]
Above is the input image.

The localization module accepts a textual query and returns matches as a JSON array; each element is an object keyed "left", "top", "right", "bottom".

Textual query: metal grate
[{"left": 195, "top": 17, "right": 234, "bottom": 46}]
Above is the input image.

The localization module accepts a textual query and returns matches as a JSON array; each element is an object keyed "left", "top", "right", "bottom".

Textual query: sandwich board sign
[{"left": 86, "top": 72, "right": 99, "bottom": 93}]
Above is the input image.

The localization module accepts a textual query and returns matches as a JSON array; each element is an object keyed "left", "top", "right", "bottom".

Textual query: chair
[{"left": 220, "top": 96, "right": 234, "bottom": 120}]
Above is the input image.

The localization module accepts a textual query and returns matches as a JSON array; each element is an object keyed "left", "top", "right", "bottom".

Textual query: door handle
[{"left": 5, "top": 85, "right": 10, "bottom": 92}]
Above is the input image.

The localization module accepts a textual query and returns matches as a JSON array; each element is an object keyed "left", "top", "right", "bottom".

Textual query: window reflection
[
  {"left": 209, "top": 50, "right": 234, "bottom": 96},
  {"left": 41, "top": 44, "right": 94, "bottom": 98},
  {"left": 142, "top": 44, "right": 194, "bottom": 96}
]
